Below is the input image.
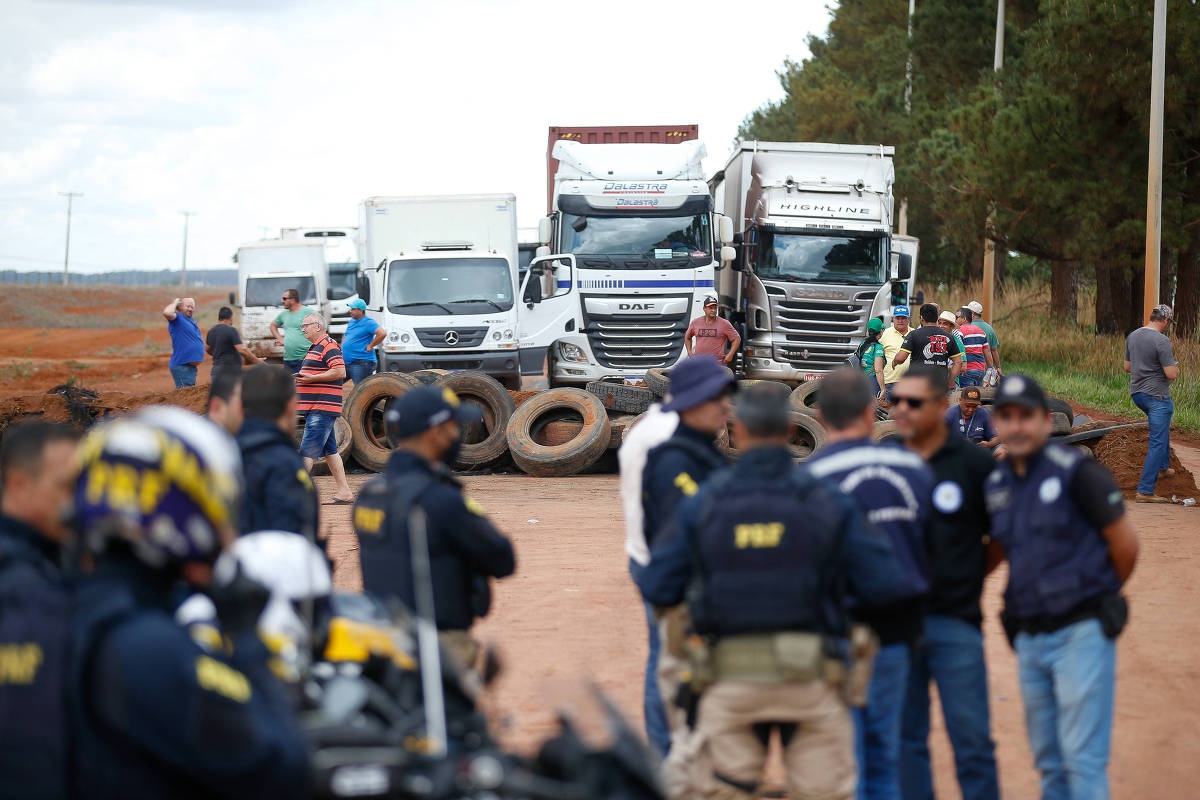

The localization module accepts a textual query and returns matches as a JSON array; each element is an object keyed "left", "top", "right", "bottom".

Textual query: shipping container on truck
[{"left": 545, "top": 125, "right": 699, "bottom": 213}]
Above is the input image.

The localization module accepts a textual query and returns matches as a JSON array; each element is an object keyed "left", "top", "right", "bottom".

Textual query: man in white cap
[
  {"left": 1124, "top": 304, "right": 1180, "bottom": 503},
  {"left": 966, "top": 300, "right": 1001, "bottom": 373},
  {"left": 685, "top": 295, "right": 740, "bottom": 365}
]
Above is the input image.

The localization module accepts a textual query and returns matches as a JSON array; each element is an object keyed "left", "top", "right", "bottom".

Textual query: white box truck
[
  {"left": 234, "top": 238, "right": 329, "bottom": 360},
  {"left": 280, "top": 226, "right": 360, "bottom": 339},
  {"left": 535, "top": 138, "right": 734, "bottom": 385},
  {"left": 711, "top": 142, "right": 921, "bottom": 381},
  {"left": 357, "top": 194, "right": 529, "bottom": 386}
]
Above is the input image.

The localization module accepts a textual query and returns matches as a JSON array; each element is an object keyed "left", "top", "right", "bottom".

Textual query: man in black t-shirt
[
  {"left": 205, "top": 306, "right": 263, "bottom": 383},
  {"left": 891, "top": 364, "right": 999, "bottom": 800},
  {"left": 893, "top": 303, "right": 963, "bottom": 387}
]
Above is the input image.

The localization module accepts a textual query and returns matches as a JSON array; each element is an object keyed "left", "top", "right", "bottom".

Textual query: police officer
[
  {"left": 891, "top": 364, "right": 999, "bottom": 800},
  {"left": 353, "top": 385, "right": 515, "bottom": 672},
  {"left": 639, "top": 382, "right": 907, "bottom": 800},
  {"left": 0, "top": 421, "right": 80, "bottom": 800},
  {"left": 986, "top": 374, "right": 1137, "bottom": 800},
  {"left": 237, "top": 364, "right": 319, "bottom": 541},
  {"left": 638, "top": 355, "right": 733, "bottom": 764},
  {"left": 810, "top": 368, "right": 934, "bottom": 800},
  {"left": 68, "top": 406, "right": 309, "bottom": 799}
]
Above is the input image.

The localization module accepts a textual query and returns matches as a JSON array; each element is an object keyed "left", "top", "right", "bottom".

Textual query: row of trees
[{"left": 740, "top": 0, "right": 1199, "bottom": 338}]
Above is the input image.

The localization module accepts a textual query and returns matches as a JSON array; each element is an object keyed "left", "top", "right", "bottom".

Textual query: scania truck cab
[
  {"left": 537, "top": 139, "right": 734, "bottom": 385},
  {"left": 712, "top": 142, "right": 919, "bottom": 381}
]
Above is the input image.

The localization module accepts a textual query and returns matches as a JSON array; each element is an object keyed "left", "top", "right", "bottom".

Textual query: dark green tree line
[{"left": 739, "top": 0, "right": 1200, "bottom": 337}]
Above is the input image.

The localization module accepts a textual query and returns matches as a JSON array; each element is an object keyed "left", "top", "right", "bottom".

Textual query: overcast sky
[{"left": 0, "top": 0, "right": 831, "bottom": 275}]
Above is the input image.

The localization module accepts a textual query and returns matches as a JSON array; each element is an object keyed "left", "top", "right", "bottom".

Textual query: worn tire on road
[
  {"left": 506, "top": 388, "right": 612, "bottom": 477},
  {"left": 872, "top": 419, "right": 901, "bottom": 443},
  {"left": 434, "top": 371, "right": 515, "bottom": 469},
  {"left": 644, "top": 368, "right": 671, "bottom": 398},
  {"left": 1050, "top": 411, "right": 1072, "bottom": 436},
  {"left": 346, "top": 372, "right": 422, "bottom": 472},
  {"left": 585, "top": 381, "right": 655, "bottom": 415},
  {"left": 607, "top": 413, "right": 642, "bottom": 450},
  {"left": 790, "top": 379, "right": 822, "bottom": 416}
]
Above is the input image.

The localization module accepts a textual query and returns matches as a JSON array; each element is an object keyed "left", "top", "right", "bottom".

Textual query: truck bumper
[
  {"left": 548, "top": 336, "right": 683, "bottom": 386},
  {"left": 740, "top": 340, "right": 837, "bottom": 383},
  {"left": 379, "top": 350, "right": 521, "bottom": 381}
]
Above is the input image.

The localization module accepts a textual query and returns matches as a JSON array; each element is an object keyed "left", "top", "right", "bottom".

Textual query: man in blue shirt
[
  {"left": 944, "top": 386, "right": 999, "bottom": 450},
  {"left": 340, "top": 299, "right": 386, "bottom": 385},
  {"left": 161, "top": 296, "right": 205, "bottom": 388}
]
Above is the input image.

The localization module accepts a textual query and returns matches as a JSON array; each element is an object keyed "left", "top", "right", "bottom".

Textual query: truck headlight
[
  {"left": 504, "top": 329, "right": 513, "bottom": 339},
  {"left": 388, "top": 331, "right": 399, "bottom": 342},
  {"left": 558, "top": 342, "right": 587, "bottom": 363},
  {"left": 401, "top": 333, "right": 410, "bottom": 343},
  {"left": 492, "top": 331, "right": 501, "bottom": 341}
]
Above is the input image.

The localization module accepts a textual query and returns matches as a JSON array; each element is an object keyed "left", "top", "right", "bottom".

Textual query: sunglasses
[{"left": 892, "top": 395, "right": 931, "bottom": 409}]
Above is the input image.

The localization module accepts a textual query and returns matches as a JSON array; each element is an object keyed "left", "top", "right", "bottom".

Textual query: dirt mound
[
  {"left": 0, "top": 384, "right": 210, "bottom": 434},
  {"left": 1094, "top": 429, "right": 1199, "bottom": 500}
]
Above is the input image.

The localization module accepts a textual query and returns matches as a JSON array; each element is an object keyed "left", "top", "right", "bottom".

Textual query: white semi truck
[
  {"left": 711, "top": 142, "right": 920, "bottom": 381},
  {"left": 280, "top": 226, "right": 360, "bottom": 339},
  {"left": 357, "top": 195, "right": 527, "bottom": 386},
  {"left": 234, "top": 238, "right": 330, "bottom": 360},
  {"left": 534, "top": 139, "right": 734, "bottom": 385}
]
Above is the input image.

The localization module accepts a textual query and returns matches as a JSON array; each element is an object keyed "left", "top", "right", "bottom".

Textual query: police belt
[{"left": 710, "top": 632, "right": 831, "bottom": 684}]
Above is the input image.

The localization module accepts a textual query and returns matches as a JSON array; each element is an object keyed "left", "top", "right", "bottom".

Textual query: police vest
[
  {"left": 689, "top": 465, "right": 849, "bottom": 638},
  {"left": 985, "top": 443, "right": 1121, "bottom": 621},
  {"left": 0, "top": 534, "right": 70, "bottom": 800}
]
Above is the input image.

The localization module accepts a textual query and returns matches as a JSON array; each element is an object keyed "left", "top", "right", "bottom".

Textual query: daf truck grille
[
  {"left": 414, "top": 327, "right": 488, "bottom": 349},
  {"left": 582, "top": 307, "right": 689, "bottom": 370},
  {"left": 772, "top": 292, "right": 878, "bottom": 370}
]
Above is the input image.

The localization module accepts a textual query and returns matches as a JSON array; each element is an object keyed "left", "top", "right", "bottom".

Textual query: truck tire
[
  {"left": 790, "top": 412, "right": 827, "bottom": 460},
  {"left": 872, "top": 420, "right": 901, "bottom": 443},
  {"left": 1046, "top": 397, "right": 1074, "bottom": 420},
  {"left": 607, "top": 413, "right": 642, "bottom": 450},
  {"left": 294, "top": 414, "right": 353, "bottom": 475},
  {"left": 585, "top": 381, "right": 655, "bottom": 415},
  {"left": 1050, "top": 411, "right": 1072, "bottom": 436},
  {"left": 644, "top": 368, "right": 672, "bottom": 398},
  {"left": 506, "top": 388, "right": 611, "bottom": 477},
  {"left": 789, "top": 379, "right": 822, "bottom": 416},
  {"left": 432, "top": 371, "right": 515, "bottom": 469},
  {"left": 347, "top": 372, "right": 421, "bottom": 472},
  {"left": 411, "top": 369, "right": 450, "bottom": 385}
]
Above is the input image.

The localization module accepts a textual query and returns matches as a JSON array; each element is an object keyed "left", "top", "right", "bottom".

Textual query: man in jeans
[
  {"left": 341, "top": 299, "right": 386, "bottom": 385},
  {"left": 161, "top": 296, "right": 204, "bottom": 388},
  {"left": 271, "top": 288, "right": 316, "bottom": 373},
  {"left": 296, "top": 314, "right": 355, "bottom": 504},
  {"left": 1124, "top": 303, "right": 1180, "bottom": 503},
  {"left": 986, "top": 374, "right": 1138, "bottom": 800},
  {"left": 894, "top": 365, "right": 999, "bottom": 800}
]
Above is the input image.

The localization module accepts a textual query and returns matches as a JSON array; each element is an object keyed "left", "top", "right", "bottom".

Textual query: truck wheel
[
  {"left": 585, "top": 381, "right": 655, "bottom": 415},
  {"left": 791, "top": 412, "right": 827, "bottom": 460},
  {"left": 789, "top": 378, "right": 822, "bottom": 416},
  {"left": 1050, "top": 411, "right": 1072, "bottom": 436},
  {"left": 872, "top": 420, "right": 901, "bottom": 443},
  {"left": 433, "top": 371, "right": 515, "bottom": 469},
  {"left": 411, "top": 369, "right": 450, "bottom": 385},
  {"left": 347, "top": 372, "right": 421, "bottom": 472},
  {"left": 607, "top": 413, "right": 642, "bottom": 450},
  {"left": 506, "top": 388, "right": 611, "bottom": 477},
  {"left": 643, "top": 368, "right": 672, "bottom": 398},
  {"left": 294, "top": 415, "right": 354, "bottom": 475},
  {"left": 1046, "top": 397, "right": 1074, "bottom": 420}
]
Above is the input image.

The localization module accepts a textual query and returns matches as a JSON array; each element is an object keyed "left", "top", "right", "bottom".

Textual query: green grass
[
  {"left": 0, "top": 362, "right": 33, "bottom": 382},
  {"left": 922, "top": 280, "right": 1200, "bottom": 435}
]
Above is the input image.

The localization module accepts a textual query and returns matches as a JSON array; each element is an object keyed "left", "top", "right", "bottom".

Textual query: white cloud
[{"left": 0, "top": 0, "right": 831, "bottom": 274}]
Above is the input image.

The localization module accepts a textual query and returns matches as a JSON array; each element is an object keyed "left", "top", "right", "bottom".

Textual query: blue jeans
[
  {"left": 958, "top": 372, "right": 983, "bottom": 388},
  {"left": 347, "top": 360, "right": 376, "bottom": 386},
  {"left": 853, "top": 642, "right": 909, "bottom": 800},
  {"left": 900, "top": 615, "right": 998, "bottom": 800},
  {"left": 1015, "top": 619, "right": 1115, "bottom": 800},
  {"left": 299, "top": 410, "right": 339, "bottom": 459},
  {"left": 1131, "top": 392, "right": 1174, "bottom": 494},
  {"left": 284, "top": 359, "right": 304, "bottom": 374},
  {"left": 628, "top": 559, "right": 670, "bottom": 758},
  {"left": 169, "top": 364, "right": 197, "bottom": 388}
]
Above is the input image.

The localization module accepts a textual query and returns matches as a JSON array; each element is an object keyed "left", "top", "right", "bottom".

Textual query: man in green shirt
[{"left": 270, "top": 288, "right": 316, "bottom": 373}]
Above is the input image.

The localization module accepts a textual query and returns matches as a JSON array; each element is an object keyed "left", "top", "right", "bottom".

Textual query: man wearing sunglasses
[
  {"left": 891, "top": 364, "right": 1000, "bottom": 800},
  {"left": 270, "top": 289, "right": 316, "bottom": 374}
]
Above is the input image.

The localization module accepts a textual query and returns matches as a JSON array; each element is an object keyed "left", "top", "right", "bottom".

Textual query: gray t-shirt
[{"left": 1125, "top": 326, "right": 1177, "bottom": 399}]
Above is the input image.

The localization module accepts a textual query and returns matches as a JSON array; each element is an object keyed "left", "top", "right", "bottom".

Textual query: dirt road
[{"left": 316, "top": 443, "right": 1200, "bottom": 798}]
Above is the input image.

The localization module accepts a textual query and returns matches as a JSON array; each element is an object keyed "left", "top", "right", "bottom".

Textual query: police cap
[{"left": 384, "top": 385, "right": 482, "bottom": 443}]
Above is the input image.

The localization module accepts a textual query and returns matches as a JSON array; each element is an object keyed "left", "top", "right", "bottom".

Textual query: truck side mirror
[
  {"left": 891, "top": 252, "right": 912, "bottom": 281},
  {"left": 718, "top": 215, "right": 734, "bottom": 245},
  {"left": 523, "top": 276, "right": 543, "bottom": 306},
  {"left": 228, "top": 291, "right": 236, "bottom": 306},
  {"left": 721, "top": 245, "right": 737, "bottom": 265},
  {"left": 356, "top": 274, "right": 371, "bottom": 304},
  {"left": 538, "top": 217, "right": 552, "bottom": 245},
  {"left": 326, "top": 288, "right": 334, "bottom": 301}
]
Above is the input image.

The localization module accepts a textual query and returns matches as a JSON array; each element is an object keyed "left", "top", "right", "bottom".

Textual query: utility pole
[
  {"left": 58, "top": 191, "right": 82, "bottom": 286},
  {"left": 981, "top": 0, "right": 1004, "bottom": 321},
  {"left": 899, "top": 0, "right": 915, "bottom": 236},
  {"left": 1144, "top": 0, "right": 1167, "bottom": 323},
  {"left": 180, "top": 211, "right": 195, "bottom": 289}
]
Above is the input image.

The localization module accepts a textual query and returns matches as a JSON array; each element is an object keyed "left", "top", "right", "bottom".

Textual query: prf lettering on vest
[
  {"left": 195, "top": 655, "right": 252, "bottom": 702},
  {"left": 354, "top": 506, "right": 385, "bottom": 534},
  {"left": 734, "top": 522, "right": 785, "bottom": 549},
  {"left": 0, "top": 642, "right": 43, "bottom": 684},
  {"left": 673, "top": 472, "right": 699, "bottom": 497}
]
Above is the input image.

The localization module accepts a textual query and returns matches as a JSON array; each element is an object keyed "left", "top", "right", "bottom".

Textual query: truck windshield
[
  {"left": 560, "top": 212, "right": 712, "bottom": 269},
  {"left": 329, "top": 263, "right": 358, "bottom": 300},
  {"left": 755, "top": 231, "right": 886, "bottom": 285},
  {"left": 386, "top": 257, "right": 513, "bottom": 316},
  {"left": 245, "top": 276, "right": 317, "bottom": 307}
]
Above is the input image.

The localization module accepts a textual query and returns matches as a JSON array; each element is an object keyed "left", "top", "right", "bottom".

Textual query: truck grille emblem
[{"left": 444, "top": 331, "right": 459, "bottom": 345}]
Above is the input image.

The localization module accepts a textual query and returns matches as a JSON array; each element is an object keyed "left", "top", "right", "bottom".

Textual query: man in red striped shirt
[
  {"left": 954, "top": 307, "right": 993, "bottom": 388},
  {"left": 297, "top": 314, "right": 355, "bottom": 503}
]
